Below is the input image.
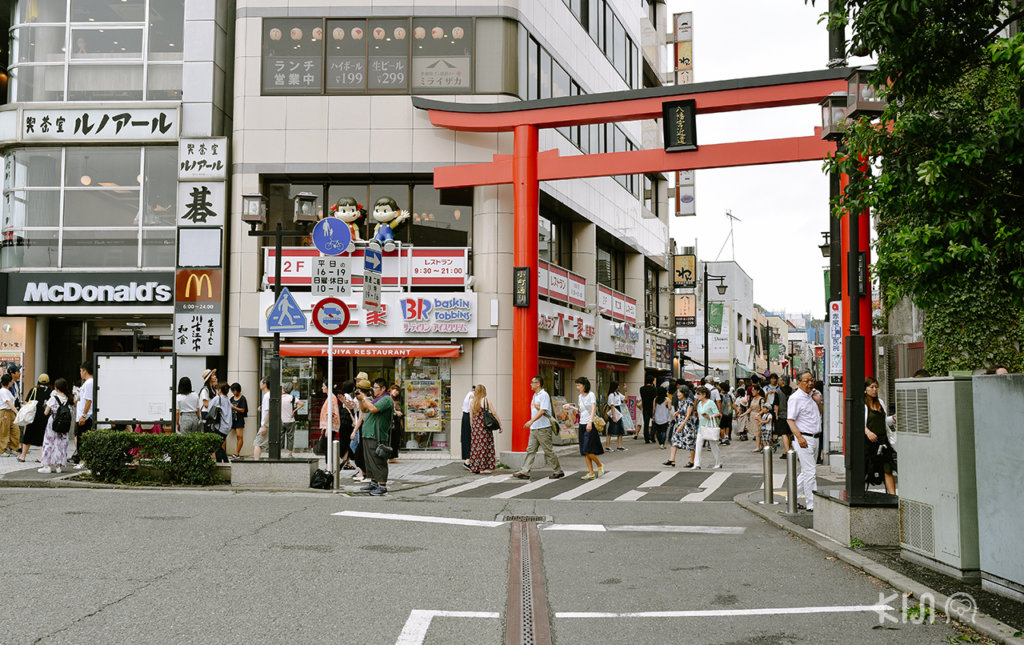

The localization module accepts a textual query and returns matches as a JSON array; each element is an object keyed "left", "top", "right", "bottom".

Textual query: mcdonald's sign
[{"left": 175, "top": 269, "right": 221, "bottom": 304}]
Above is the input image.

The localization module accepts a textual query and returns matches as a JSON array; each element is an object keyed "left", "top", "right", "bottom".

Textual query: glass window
[
  {"left": 71, "top": 28, "right": 143, "bottom": 58},
  {"left": 527, "top": 37, "right": 539, "bottom": 100},
  {"left": 368, "top": 184, "right": 411, "bottom": 243},
  {"left": 61, "top": 228, "right": 139, "bottom": 267},
  {"left": 411, "top": 18, "right": 472, "bottom": 93},
  {"left": 146, "top": 63, "right": 182, "bottom": 100},
  {"left": 20, "top": 2, "right": 67, "bottom": 23},
  {"left": 1, "top": 230, "right": 59, "bottom": 269},
  {"left": 367, "top": 19, "right": 409, "bottom": 91},
  {"left": 325, "top": 19, "right": 367, "bottom": 92},
  {"left": 143, "top": 147, "right": 176, "bottom": 226},
  {"left": 539, "top": 48, "right": 551, "bottom": 100},
  {"left": 142, "top": 229, "right": 175, "bottom": 267},
  {"left": 266, "top": 182, "right": 325, "bottom": 245},
  {"left": 613, "top": 18, "right": 627, "bottom": 80},
  {"left": 594, "top": 0, "right": 605, "bottom": 49},
  {"left": 148, "top": 0, "right": 184, "bottom": 59},
  {"left": 63, "top": 190, "right": 141, "bottom": 227},
  {"left": 71, "top": 0, "right": 145, "bottom": 22},
  {"left": 68, "top": 64, "right": 143, "bottom": 100},
  {"left": 475, "top": 18, "right": 517, "bottom": 95},
  {"left": 7, "top": 190, "right": 61, "bottom": 228},
  {"left": 551, "top": 60, "right": 569, "bottom": 99},
  {"left": 597, "top": 245, "right": 613, "bottom": 288},
  {"left": 65, "top": 148, "right": 141, "bottom": 188},
  {"left": 13, "top": 65, "right": 66, "bottom": 102},
  {"left": 261, "top": 18, "right": 325, "bottom": 94},
  {"left": 410, "top": 184, "right": 470, "bottom": 247},
  {"left": 539, "top": 214, "right": 555, "bottom": 263},
  {"left": 14, "top": 149, "right": 62, "bottom": 187},
  {"left": 14, "top": 26, "right": 67, "bottom": 64}
]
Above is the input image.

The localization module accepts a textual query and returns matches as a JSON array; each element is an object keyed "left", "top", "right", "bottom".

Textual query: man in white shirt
[
  {"left": 0, "top": 373, "right": 18, "bottom": 456},
  {"left": 254, "top": 377, "right": 271, "bottom": 460},
  {"left": 786, "top": 370, "right": 823, "bottom": 511},
  {"left": 513, "top": 375, "right": 564, "bottom": 480},
  {"left": 280, "top": 386, "right": 304, "bottom": 458},
  {"left": 71, "top": 362, "right": 94, "bottom": 468}
]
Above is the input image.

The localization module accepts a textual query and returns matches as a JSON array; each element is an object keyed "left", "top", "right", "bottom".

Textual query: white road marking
[
  {"left": 333, "top": 510, "right": 505, "bottom": 528},
  {"left": 429, "top": 473, "right": 513, "bottom": 497},
  {"left": 555, "top": 604, "right": 894, "bottom": 618},
  {"left": 542, "top": 524, "right": 745, "bottom": 534},
  {"left": 550, "top": 470, "right": 624, "bottom": 501},
  {"left": 680, "top": 471, "right": 731, "bottom": 502},
  {"left": 490, "top": 471, "right": 578, "bottom": 499},
  {"left": 758, "top": 474, "right": 786, "bottom": 490},
  {"left": 614, "top": 490, "right": 647, "bottom": 502},
  {"left": 638, "top": 471, "right": 676, "bottom": 488},
  {"left": 395, "top": 610, "right": 500, "bottom": 645}
]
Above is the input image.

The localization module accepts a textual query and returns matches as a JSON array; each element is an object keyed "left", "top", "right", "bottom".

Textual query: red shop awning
[{"left": 279, "top": 343, "right": 461, "bottom": 358}]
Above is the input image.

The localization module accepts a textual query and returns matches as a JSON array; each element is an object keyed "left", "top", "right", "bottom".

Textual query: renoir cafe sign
[{"left": 4, "top": 273, "right": 174, "bottom": 314}]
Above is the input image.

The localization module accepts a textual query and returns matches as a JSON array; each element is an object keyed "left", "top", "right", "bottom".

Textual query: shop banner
[
  {"left": 279, "top": 343, "right": 460, "bottom": 358},
  {"left": 22, "top": 108, "right": 178, "bottom": 143},
  {"left": 538, "top": 300, "right": 595, "bottom": 351},
  {"left": 266, "top": 246, "right": 467, "bottom": 287},
  {"left": 708, "top": 302, "right": 724, "bottom": 334},
  {"left": 259, "top": 290, "right": 477, "bottom": 339},
  {"left": 597, "top": 285, "right": 638, "bottom": 324},
  {"left": 5, "top": 272, "right": 174, "bottom": 314},
  {"left": 595, "top": 317, "right": 643, "bottom": 360}
]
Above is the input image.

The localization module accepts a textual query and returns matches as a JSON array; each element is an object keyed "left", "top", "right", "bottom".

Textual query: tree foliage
[{"left": 809, "top": 0, "right": 1024, "bottom": 370}]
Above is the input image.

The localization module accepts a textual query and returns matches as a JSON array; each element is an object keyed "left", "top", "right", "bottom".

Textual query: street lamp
[
  {"left": 819, "top": 91, "right": 848, "bottom": 141},
  {"left": 819, "top": 232, "right": 831, "bottom": 258},
  {"left": 242, "top": 191, "right": 317, "bottom": 460},
  {"left": 703, "top": 262, "right": 727, "bottom": 379}
]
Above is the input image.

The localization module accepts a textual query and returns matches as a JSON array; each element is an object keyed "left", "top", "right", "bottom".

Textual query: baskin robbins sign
[{"left": 257, "top": 291, "right": 478, "bottom": 338}]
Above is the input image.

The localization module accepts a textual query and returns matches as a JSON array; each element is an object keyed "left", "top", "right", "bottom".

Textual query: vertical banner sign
[
  {"left": 175, "top": 137, "right": 228, "bottom": 356},
  {"left": 676, "top": 170, "right": 695, "bottom": 217},
  {"left": 708, "top": 302, "right": 724, "bottom": 334},
  {"left": 674, "top": 294, "right": 696, "bottom": 327},
  {"left": 673, "top": 254, "right": 696, "bottom": 289},
  {"left": 513, "top": 267, "right": 530, "bottom": 308},
  {"left": 829, "top": 300, "right": 843, "bottom": 385},
  {"left": 673, "top": 12, "right": 695, "bottom": 217}
]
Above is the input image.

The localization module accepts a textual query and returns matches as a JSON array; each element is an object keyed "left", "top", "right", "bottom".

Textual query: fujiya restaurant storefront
[{"left": 258, "top": 288, "right": 477, "bottom": 453}]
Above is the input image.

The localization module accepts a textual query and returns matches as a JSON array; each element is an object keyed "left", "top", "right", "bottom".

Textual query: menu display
[
  {"left": 405, "top": 379, "right": 441, "bottom": 432},
  {"left": 261, "top": 19, "right": 325, "bottom": 94}
]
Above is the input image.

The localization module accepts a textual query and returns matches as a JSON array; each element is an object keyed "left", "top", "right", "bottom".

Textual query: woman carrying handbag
[
  {"left": 692, "top": 386, "right": 723, "bottom": 470},
  {"left": 468, "top": 384, "right": 501, "bottom": 474}
]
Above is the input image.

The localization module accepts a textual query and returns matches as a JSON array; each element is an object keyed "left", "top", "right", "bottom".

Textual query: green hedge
[{"left": 80, "top": 430, "right": 224, "bottom": 485}]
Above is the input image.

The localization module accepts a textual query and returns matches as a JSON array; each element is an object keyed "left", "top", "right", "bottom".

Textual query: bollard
[
  {"left": 762, "top": 445, "right": 775, "bottom": 505},
  {"left": 332, "top": 440, "right": 341, "bottom": 491},
  {"left": 787, "top": 450, "right": 798, "bottom": 513}
]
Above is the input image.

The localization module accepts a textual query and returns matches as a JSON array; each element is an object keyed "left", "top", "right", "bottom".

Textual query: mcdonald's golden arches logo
[{"left": 175, "top": 270, "right": 221, "bottom": 302}]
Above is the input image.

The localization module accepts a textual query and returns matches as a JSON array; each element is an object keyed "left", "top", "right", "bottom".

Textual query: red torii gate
[{"left": 412, "top": 67, "right": 870, "bottom": 451}]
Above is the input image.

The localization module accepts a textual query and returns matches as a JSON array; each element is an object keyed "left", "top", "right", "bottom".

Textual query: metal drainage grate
[
  {"left": 501, "top": 515, "right": 551, "bottom": 523},
  {"left": 520, "top": 524, "right": 535, "bottom": 645}
]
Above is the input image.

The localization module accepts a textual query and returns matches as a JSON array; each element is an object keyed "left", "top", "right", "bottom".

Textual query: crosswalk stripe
[
  {"left": 614, "top": 490, "right": 647, "bottom": 502},
  {"left": 490, "top": 471, "right": 579, "bottom": 499},
  {"left": 680, "top": 471, "right": 730, "bottom": 502},
  {"left": 430, "top": 474, "right": 512, "bottom": 498},
  {"left": 638, "top": 471, "right": 676, "bottom": 488},
  {"left": 550, "top": 471, "right": 624, "bottom": 501},
  {"left": 758, "top": 474, "right": 787, "bottom": 491}
]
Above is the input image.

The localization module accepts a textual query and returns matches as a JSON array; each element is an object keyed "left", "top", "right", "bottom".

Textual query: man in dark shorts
[{"left": 639, "top": 375, "right": 657, "bottom": 444}]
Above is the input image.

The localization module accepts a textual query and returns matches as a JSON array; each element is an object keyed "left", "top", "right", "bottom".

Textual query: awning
[
  {"left": 734, "top": 363, "right": 757, "bottom": 378},
  {"left": 279, "top": 343, "right": 461, "bottom": 358},
  {"left": 540, "top": 356, "right": 575, "bottom": 369},
  {"left": 596, "top": 361, "right": 630, "bottom": 372}
]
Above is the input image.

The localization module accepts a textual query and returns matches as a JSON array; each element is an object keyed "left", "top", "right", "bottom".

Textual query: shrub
[{"left": 80, "top": 430, "right": 224, "bottom": 485}]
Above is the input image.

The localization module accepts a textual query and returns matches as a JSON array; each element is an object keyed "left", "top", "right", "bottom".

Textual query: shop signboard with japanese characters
[
  {"left": 538, "top": 301, "right": 595, "bottom": 351},
  {"left": 174, "top": 137, "right": 227, "bottom": 356},
  {"left": 21, "top": 109, "right": 178, "bottom": 143},
  {"left": 258, "top": 291, "right": 477, "bottom": 339},
  {"left": 595, "top": 317, "right": 643, "bottom": 360},
  {"left": 597, "top": 285, "right": 638, "bottom": 324},
  {"left": 264, "top": 246, "right": 467, "bottom": 287}
]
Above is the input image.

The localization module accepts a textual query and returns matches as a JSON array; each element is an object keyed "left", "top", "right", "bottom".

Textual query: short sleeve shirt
[
  {"left": 0, "top": 387, "right": 15, "bottom": 412},
  {"left": 787, "top": 388, "right": 821, "bottom": 436},
  {"left": 281, "top": 393, "right": 296, "bottom": 423},
  {"left": 530, "top": 390, "right": 552, "bottom": 429},
  {"left": 232, "top": 395, "right": 248, "bottom": 429},
  {"left": 362, "top": 395, "right": 394, "bottom": 442},
  {"left": 76, "top": 378, "right": 93, "bottom": 421},
  {"left": 261, "top": 391, "right": 271, "bottom": 427},
  {"left": 577, "top": 391, "right": 597, "bottom": 424}
]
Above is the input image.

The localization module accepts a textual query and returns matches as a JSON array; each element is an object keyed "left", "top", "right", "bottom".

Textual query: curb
[{"left": 734, "top": 491, "right": 1023, "bottom": 644}]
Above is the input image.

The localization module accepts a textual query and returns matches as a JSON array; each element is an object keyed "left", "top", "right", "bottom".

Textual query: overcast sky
[{"left": 663, "top": 0, "right": 870, "bottom": 318}]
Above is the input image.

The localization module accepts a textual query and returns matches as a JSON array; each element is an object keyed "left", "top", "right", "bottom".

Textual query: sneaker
[
  {"left": 779, "top": 453, "right": 787, "bottom": 459},
  {"left": 37, "top": 466, "right": 51, "bottom": 473},
  {"left": 548, "top": 472, "right": 564, "bottom": 479},
  {"left": 581, "top": 472, "right": 597, "bottom": 480},
  {"left": 0, "top": 452, "right": 10, "bottom": 458},
  {"left": 617, "top": 447, "right": 628, "bottom": 452},
  {"left": 513, "top": 472, "right": 530, "bottom": 480},
  {"left": 359, "top": 482, "right": 377, "bottom": 492},
  {"left": 598, "top": 464, "right": 605, "bottom": 477},
  {"left": 369, "top": 485, "right": 387, "bottom": 496},
  {"left": 689, "top": 465, "right": 701, "bottom": 470},
  {"left": 712, "top": 464, "right": 723, "bottom": 469},
  {"left": 55, "top": 466, "right": 62, "bottom": 474}
]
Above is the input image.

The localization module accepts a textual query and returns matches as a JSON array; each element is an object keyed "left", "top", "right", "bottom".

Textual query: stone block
[
  {"left": 813, "top": 487, "right": 899, "bottom": 547},
  {"left": 230, "top": 458, "right": 318, "bottom": 489}
]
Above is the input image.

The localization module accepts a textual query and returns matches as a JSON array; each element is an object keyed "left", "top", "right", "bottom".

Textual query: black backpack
[
  {"left": 204, "top": 398, "right": 222, "bottom": 432},
  {"left": 52, "top": 398, "right": 73, "bottom": 435}
]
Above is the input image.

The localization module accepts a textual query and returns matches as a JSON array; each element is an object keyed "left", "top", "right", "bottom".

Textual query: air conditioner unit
[{"left": 894, "top": 376, "right": 979, "bottom": 581}]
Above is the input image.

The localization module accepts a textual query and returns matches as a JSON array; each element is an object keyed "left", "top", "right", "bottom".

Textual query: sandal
[
  {"left": 662, "top": 460, "right": 675, "bottom": 467},
  {"left": 16, "top": 456, "right": 25, "bottom": 462}
]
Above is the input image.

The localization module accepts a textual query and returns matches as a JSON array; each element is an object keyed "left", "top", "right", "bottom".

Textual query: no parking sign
[{"left": 311, "top": 297, "right": 350, "bottom": 336}]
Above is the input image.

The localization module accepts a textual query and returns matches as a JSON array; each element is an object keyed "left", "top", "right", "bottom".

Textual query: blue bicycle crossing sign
[
  {"left": 311, "top": 217, "right": 352, "bottom": 256},
  {"left": 266, "top": 287, "right": 307, "bottom": 333}
]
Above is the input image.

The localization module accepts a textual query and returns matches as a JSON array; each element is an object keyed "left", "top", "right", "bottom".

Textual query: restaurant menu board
[
  {"left": 551, "top": 396, "right": 578, "bottom": 441},
  {"left": 405, "top": 379, "right": 441, "bottom": 432},
  {"left": 262, "top": 19, "right": 325, "bottom": 94},
  {"left": 367, "top": 19, "right": 409, "bottom": 91}
]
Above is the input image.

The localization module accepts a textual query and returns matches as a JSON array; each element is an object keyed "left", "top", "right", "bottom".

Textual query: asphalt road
[{"left": 1, "top": 486, "right": 959, "bottom": 645}]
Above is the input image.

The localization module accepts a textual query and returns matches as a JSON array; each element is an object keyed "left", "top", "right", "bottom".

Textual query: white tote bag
[{"left": 14, "top": 399, "right": 38, "bottom": 427}]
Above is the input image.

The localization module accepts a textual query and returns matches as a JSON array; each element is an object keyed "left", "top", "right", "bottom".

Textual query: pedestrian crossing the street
[{"left": 428, "top": 470, "right": 775, "bottom": 502}]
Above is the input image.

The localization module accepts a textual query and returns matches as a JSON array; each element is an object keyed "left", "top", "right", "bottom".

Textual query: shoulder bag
[{"left": 482, "top": 399, "right": 501, "bottom": 432}]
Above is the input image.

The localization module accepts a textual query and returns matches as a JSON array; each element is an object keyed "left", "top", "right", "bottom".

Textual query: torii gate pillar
[{"left": 512, "top": 124, "right": 539, "bottom": 452}]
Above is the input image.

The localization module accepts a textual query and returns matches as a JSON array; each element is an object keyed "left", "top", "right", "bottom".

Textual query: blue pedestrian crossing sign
[
  {"left": 311, "top": 217, "right": 352, "bottom": 256},
  {"left": 267, "top": 287, "right": 307, "bottom": 333}
]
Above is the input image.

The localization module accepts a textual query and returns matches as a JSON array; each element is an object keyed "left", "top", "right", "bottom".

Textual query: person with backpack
[
  {"left": 717, "top": 381, "right": 733, "bottom": 446},
  {"left": 38, "top": 378, "right": 73, "bottom": 473}
]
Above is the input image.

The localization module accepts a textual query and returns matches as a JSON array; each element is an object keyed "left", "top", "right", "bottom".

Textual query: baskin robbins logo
[{"left": 400, "top": 297, "right": 473, "bottom": 334}]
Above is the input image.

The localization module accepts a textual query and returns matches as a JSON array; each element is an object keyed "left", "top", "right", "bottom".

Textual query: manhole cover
[{"left": 500, "top": 515, "right": 551, "bottom": 523}]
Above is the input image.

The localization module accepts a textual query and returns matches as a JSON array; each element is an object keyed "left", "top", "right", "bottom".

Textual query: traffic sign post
[
  {"left": 362, "top": 246, "right": 382, "bottom": 311},
  {"left": 311, "top": 217, "right": 353, "bottom": 256},
  {"left": 311, "top": 296, "right": 350, "bottom": 484}
]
